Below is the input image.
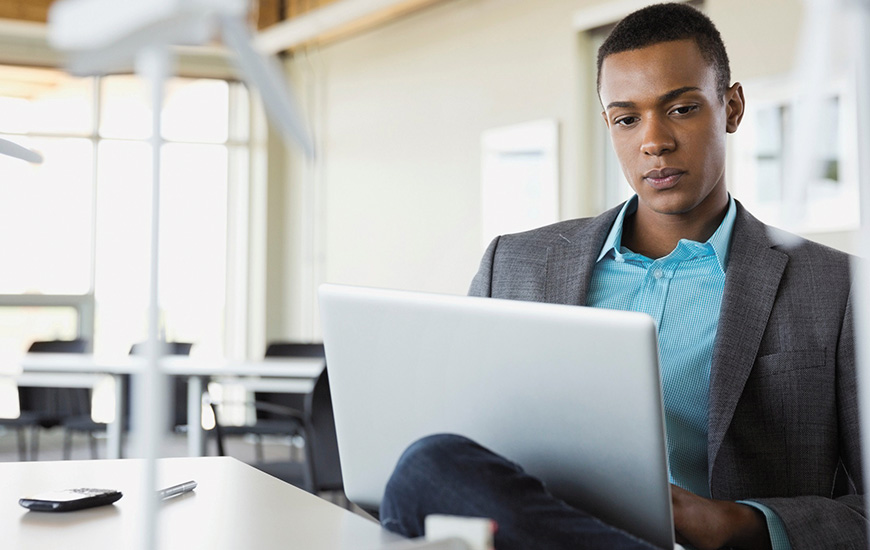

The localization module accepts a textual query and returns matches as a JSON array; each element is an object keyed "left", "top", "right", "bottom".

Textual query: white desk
[
  {"left": 5, "top": 456, "right": 404, "bottom": 550},
  {"left": 14, "top": 354, "right": 325, "bottom": 458}
]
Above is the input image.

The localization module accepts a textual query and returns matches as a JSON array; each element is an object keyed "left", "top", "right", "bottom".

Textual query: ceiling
[
  {"left": 0, "top": 63, "right": 72, "bottom": 98},
  {"left": 0, "top": 0, "right": 449, "bottom": 55},
  {"left": 258, "top": 0, "right": 343, "bottom": 30},
  {"left": 0, "top": 0, "right": 321, "bottom": 29},
  {"left": 0, "top": 0, "right": 430, "bottom": 33}
]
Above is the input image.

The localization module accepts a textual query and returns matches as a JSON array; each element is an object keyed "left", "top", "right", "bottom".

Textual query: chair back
[
  {"left": 264, "top": 343, "right": 325, "bottom": 358},
  {"left": 259, "top": 343, "right": 325, "bottom": 422},
  {"left": 28, "top": 339, "right": 89, "bottom": 354},
  {"left": 20, "top": 339, "right": 91, "bottom": 425},
  {"left": 304, "top": 368, "right": 343, "bottom": 492}
]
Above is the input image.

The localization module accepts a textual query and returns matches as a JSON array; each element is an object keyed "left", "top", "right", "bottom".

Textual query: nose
[{"left": 640, "top": 117, "right": 675, "bottom": 156}]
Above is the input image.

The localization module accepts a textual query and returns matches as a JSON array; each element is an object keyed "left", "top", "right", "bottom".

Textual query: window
[
  {"left": 0, "top": 64, "right": 252, "bottom": 357},
  {"left": 732, "top": 79, "right": 859, "bottom": 233}
]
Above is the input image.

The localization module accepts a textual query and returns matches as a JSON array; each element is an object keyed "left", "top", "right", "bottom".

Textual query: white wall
[
  {"left": 272, "top": 0, "right": 857, "bottom": 339},
  {"left": 289, "top": 0, "right": 592, "bottom": 303}
]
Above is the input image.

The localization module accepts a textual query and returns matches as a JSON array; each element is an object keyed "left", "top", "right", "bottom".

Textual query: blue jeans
[{"left": 381, "top": 434, "right": 663, "bottom": 550}]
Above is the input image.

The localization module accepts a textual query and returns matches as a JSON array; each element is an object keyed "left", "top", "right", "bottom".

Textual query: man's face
[{"left": 599, "top": 39, "right": 743, "bottom": 221}]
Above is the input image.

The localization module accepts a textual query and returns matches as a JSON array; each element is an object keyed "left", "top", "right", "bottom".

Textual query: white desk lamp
[
  {"left": 47, "top": 1, "right": 314, "bottom": 549},
  {"left": 0, "top": 137, "right": 42, "bottom": 163},
  {"left": 48, "top": 0, "right": 314, "bottom": 156}
]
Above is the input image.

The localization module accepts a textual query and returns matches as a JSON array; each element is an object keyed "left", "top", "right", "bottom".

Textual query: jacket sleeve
[
  {"left": 754, "top": 293, "right": 867, "bottom": 549},
  {"left": 468, "top": 237, "right": 499, "bottom": 298}
]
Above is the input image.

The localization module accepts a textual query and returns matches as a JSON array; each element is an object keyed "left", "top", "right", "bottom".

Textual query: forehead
[{"left": 599, "top": 39, "right": 717, "bottom": 106}]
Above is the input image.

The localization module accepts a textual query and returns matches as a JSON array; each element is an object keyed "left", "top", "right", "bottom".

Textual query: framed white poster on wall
[{"left": 480, "top": 119, "right": 559, "bottom": 248}]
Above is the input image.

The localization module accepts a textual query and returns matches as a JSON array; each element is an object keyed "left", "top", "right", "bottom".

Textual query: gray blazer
[{"left": 468, "top": 200, "right": 865, "bottom": 549}]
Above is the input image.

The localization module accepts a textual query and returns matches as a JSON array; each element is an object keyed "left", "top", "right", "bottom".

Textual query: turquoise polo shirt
[{"left": 585, "top": 195, "right": 790, "bottom": 550}]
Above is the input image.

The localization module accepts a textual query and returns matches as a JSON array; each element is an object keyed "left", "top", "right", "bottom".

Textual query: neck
[{"left": 622, "top": 196, "right": 729, "bottom": 259}]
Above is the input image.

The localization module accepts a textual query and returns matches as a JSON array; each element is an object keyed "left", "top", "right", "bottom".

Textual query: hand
[{"left": 670, "top": 484, "right": 771, "bottom": 550}]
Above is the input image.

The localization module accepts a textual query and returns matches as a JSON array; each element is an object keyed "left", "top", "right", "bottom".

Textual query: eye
[
  {"left": 671, "top": 105, "right": 699, "bottom": 116},
  {"left": 614, "top": 115, "right": 639, "bottom": 127}
]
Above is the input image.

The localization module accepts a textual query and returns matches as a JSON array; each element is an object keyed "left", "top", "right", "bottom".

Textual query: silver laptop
[{"left": 319, "top": 283, "right": 674, "bottom": 550}]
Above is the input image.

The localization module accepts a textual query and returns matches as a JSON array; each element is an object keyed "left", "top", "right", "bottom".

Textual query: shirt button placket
[{"left": 648, "top": 262, "right": 669, "bottom": 328}]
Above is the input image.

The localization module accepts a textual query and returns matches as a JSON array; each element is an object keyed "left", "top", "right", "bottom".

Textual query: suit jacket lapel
[
  {"left": 707, "top": 203, "right": 789, "bottom": 478},
  {"left": 544, "top": 205, "right": 622, "bottom": 306}
]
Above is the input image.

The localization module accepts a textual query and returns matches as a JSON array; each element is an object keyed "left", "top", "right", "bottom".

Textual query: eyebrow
[{"left": 605, "top": 86, "right": 702, "bottom": 111}]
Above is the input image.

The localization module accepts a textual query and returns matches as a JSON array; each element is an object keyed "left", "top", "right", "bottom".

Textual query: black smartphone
[{"left": 19, "top": 488, "right": 123, "bottom": 512}]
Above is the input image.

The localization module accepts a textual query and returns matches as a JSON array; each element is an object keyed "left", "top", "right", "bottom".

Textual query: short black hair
[{"left": 597, "top": 3, "right": 730, "bottom": 98}]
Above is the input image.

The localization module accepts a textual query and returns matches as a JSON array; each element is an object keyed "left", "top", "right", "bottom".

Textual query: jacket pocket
[{"left": 751, "top": 349, "right": 826, "bottom": 378}]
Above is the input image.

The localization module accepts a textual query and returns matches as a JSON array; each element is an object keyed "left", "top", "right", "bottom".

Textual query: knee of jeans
[
  {"left": 387, "top": 433, "right": 475, "bottom": 491},
  {"left": 382, "top": 433, "right": 477, "bottom": 536},
  {"left": 396, "top": 433, "right": 474, "bottom": 471}
]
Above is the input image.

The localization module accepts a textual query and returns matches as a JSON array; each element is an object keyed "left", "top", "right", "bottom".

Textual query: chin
[{"left": 637, "top": 193, "right": 699, "bottom": 216}]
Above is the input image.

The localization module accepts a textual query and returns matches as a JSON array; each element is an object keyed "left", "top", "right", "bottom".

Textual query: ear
[{"left": 724, "top": 82, "right": 745, "bottom": 133}]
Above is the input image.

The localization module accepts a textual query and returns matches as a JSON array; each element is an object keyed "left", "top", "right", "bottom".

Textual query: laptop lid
[{"left": 319, "top": 283, "right": 674, "bottom": 549}]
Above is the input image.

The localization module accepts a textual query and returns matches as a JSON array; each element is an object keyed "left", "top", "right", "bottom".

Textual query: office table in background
[
  {"left": 15, "top": 353, "right": 325, "bottom": 458},
  {"left": 162, "top": 355, "right": 325, "bottom": 456},
  {"left": 6, "top": 456, "right": 402, "bottom": 550}
]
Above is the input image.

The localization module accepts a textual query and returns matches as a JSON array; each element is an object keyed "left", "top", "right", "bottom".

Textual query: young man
[{"left": 379, "top": 3, "right": 863, "bottom": 550}]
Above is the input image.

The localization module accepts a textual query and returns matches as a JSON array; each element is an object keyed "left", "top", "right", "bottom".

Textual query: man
[{"left": 378, "top": 3, "right": 865, "bottom": 550}]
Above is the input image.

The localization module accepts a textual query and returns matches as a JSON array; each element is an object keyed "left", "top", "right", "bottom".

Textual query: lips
[{"left": 643, "top": 167, "right": 684, "bottom": 190}]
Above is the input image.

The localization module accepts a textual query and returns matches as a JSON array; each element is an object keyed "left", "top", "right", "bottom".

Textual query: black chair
[
  {"left": 60, "top": 341, "right": 193, "bottom": 459},
  {"left": 212, "top": 343, "right": 324, "bottom": 461},
  {"left": 0, "top": 339, "right": 90, "bottom": 461},
  {"left": 211, "top": 367, "right": 344, "bottom": 498}
]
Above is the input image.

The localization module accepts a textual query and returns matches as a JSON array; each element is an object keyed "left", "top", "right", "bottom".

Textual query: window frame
[{"left": 0, "top": 35, "right": 258, "bottom": 356}]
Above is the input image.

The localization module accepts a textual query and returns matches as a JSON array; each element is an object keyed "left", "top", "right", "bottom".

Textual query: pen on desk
[{"left": 157, "top": 481, "right": 197, "bottom": 500}]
